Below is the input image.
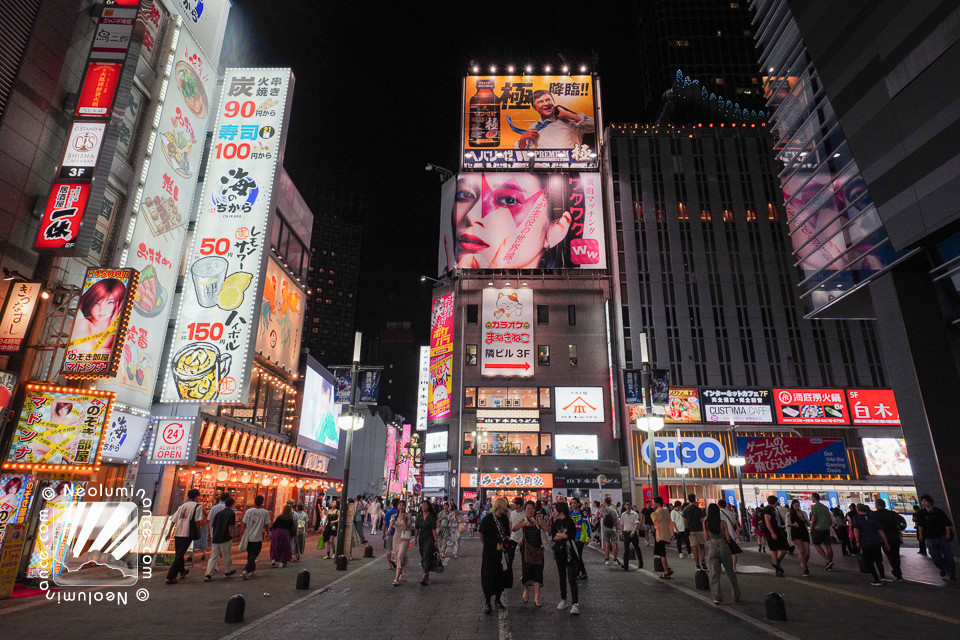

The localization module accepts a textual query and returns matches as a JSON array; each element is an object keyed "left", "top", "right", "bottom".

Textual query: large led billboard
[
  {"left": 863, "top": 438, "right": 912, "bottom": 476},
  {"left": 439, "top": 172, "right": 605, "bottom": 274},
  {"left": 298, "top": 364, "right": 342, "bottom": 453}
]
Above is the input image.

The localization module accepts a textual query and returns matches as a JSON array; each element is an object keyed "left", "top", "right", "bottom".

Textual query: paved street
[{"left": 2, "top": 525, "right": 958, "bottom": 640}]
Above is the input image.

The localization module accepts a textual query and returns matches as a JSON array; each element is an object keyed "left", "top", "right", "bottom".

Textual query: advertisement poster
[
  {"left": 664, "top": 388, "right": 701, "bottom": 423},
  {"left": 623, "top": 369, "right": 643, "bottom": 406},
  {"left": 463, "top": 75, "right": 596, "bottom": 169},
  {"left": 149, "top": 417, "right": 199, "bottom": 464},
  {"left": 398, "top": 424, "right": 412, "bottom": 483},
  {"left": 439, "top": 172, "right": 605, "bottom": 274},
  {"left": 6, "top": 386, "right": 114, "bottom": 466},
  {"left": 35, "top": 183, "right": 91, "bottom": 251},
  {"left": 736, "top": 436, "right": 850, "bottom": 475},
  {"left": 162, "top": 68, "right": 293, "bottom": 403},
  {"left": 255, "top": 257, "right": 305, "bottom": 373},
  {"left": 428, "top": 354, "right": 452, "bottom": 420},
  {"left": 332, "top": 366, "right": 351, "bottom": 404},
  {"left": 0, "top": 282, "right": 42, "bottom": 352},
  {"left": 357, "top": 369, "right": 381, "bottom": 405},
  {"left": 847, "top": 389, "right": 900, "bottom": 425},
  {"left": 554, "top": 434, "right": 598, "bottom": 460},
  {"left": 0, "top": 524, "right": 27, "bottom": 599},
  {"left": 430, "top": 292, "right": 455, "bottom": 357},
  {"left": 62, "top": 268, "right": 138, "bottom": 377},
  {"left": 481, "top": 288, "right": 534, "bottom": 376},
  {"left": 99, "top": 410, "right": 151, "bottom": 463},
  {"left": 26, "top": 481, "right": 86, "bottom": 578},
  {"left": 773, "top": 388, "right": 848, "bottom": 425},
  {"left": 384, "top": 424, "right": 397, "bottom": 484},
  {"left": 0, "top": 474, "right": 37, "bottom": 542},
  {"left": 701, "top": 388, "right": 774, "bottom": 424},
  {"left": 103, "top": 28, "right": 218, "bottom": 409},
  {"left": 297, "top": 365, "right": 341, "bottom": 451},
  {"left": 425, "top": 431, "right": 448, "bottom": 454},
  {"left": 555, "top": 387, "right": 605, "bottom": 423},
  {"left": 416, "top": 346, "right": 429, "bottom": 430},
  {"left": 863, "top": 438, "right": 912, "bottom": 476}
]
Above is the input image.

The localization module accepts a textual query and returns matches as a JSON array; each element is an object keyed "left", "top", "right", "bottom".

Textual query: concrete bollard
[
  {"left": 224, "top": 594, "right": 245, "bottom": 623},
  {"left": 765, "top": 592, "right": 788, "bottom": 621},
  {"left": 695, "top": 569, "right": 710, "bottom": 590},
  {"left": 336, "top": 554, "right": 349, "bottom": 571},
  {"left": 296, "top": 569, "right": 310, "bottom": 590},
  {"left": 364, "top": 544, "right": 374, "bottom": 558},
  {"left": 654, "top": 556, "right": 664, "bottom": 572}
]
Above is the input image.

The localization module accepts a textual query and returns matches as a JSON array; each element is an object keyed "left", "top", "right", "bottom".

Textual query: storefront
[
  {"left": 459, "top": 472, "right": 553, "bottom": 507},
  {"left": 553, "top": 469, "right": 623, "bottom": 505}
]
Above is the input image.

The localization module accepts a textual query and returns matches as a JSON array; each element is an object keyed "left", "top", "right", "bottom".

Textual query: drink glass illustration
[
  {"left": 172, "top": 342, "right": 231, "bottom": 401},
  {"left": 191, "top": 256, "right": 228, "bottom": 307}
]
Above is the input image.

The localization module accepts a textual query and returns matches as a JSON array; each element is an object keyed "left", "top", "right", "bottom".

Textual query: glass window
[
  {"left": 569, "top": 344, "right": 578, "bottom": 367},
  {"left": 467, "top": 304, "right": 479, "bottom": 324},
  {"left": 538, "top": 345, "right": 550, "bottom": 366},
  {"left": 464, "top": 387, "right": 476, "bottom": 408},
  {"left": 568, "top": 305, "right": 576, "bottom": 325},
  {"left": 466, "top": 344, "right": 478, "bottom": 366},
  {"left": 464, "top": 432, "right": 552, "bottom": 456},
  {"left": 537, "top": 305, "right": 549, "bottom": 324},
  {"left": 539, "top": 388, "right": 551, "bottom": 408},
  {"left": 476, "top": 387, "right": 538, "bottom": 408}
]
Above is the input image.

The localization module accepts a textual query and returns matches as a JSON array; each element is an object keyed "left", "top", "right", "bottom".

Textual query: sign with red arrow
[{"left": 481, "top": 288, "right": 534, "bottom": 377}]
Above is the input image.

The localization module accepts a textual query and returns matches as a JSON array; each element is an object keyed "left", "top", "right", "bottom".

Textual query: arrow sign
[{"left": 483, "top": 362, "right": 531, "bottom": 371}]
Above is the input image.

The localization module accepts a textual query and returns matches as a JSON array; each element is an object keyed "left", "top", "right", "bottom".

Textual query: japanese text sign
[
  {"left": 90, "top": 4, "right": 137, "bottom": 60},
  {"left": 460, "top": 472, "right": 553, "bottom": 489},
  {"left": 76, "top": 61, "right": 122, "bottom": 116},
  {"left": 62, "top": 268, "right": 139, "bottom": 378},
  {"left": 555, "top": 387, "right": 605, "bottom": 423},
  {"left": 357, "top": 369, "right": 381, "bottom": 405},
  {"left": 384, "top": 425, "right": 397, "bottom": 481},
  {"left": 0, "top": 283, "right": 42, "bottom": 352},
  {"left": 35, "top": 183, "right": 91, "bottom": 251},
  {"left": 416, "top": 346, "right": 429, "bottom": 430},
  {"left": 481, "top": 288, "right": 534, "bottom": 377},
  {"left": 664, "top": 388, "right": 701, "bottom": 423},
  {"left": 5, "top": 385, "right": 114, "bottom": 467},
  {"left": 254, "top": 257, "right": 305, "bottom": 373},
  {"left": 623, "top": 369, "right": 644, "bottom": 405},
  {"left": 99, "top": 410, "right": 150, "bottom": 463},
  {"left": 701, "top": 387, "right": 774, "bottom": 424},
  {"left": 428, "top": 353, "right": 452, "bottom": 420},
  {"left": 430, "top": 292, "right": 454, "bottom": 357},
  {"left": 398, "top": 424, "right": 412, "bottom": 483},
  {"left": 463, "top": 75, "right": 596, "bottom": 169},
  {"left": 60, "top": 122, "right": 106, "bottom": 180},
  {"left": 149, "top": 417, "right": 199, "bottom": 464},
  {"left": 0, "top": 474, "right": 37, "bottom": 542},
  {"left": 102, "top": 28, "right": 218, "bottom": 409},
  {"left": 773, "top": 388, "right": 848, "bottom": 425},
  {"left": 162, "top": 68, "right": 293, "bottom": 403},
  {"left": 846, "top": 389, "right": 899, "bottom": 425},
  {"left": 736, "top": 436, "right": 850, "bottom": 475}
]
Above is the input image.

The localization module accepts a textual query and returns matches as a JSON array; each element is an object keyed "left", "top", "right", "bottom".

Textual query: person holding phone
[
  {"left": 550, "top": 501, "right": 581, "bottom": 615},
  {"left": 513, "top": 500, "right": 546, "bottom": 607}
]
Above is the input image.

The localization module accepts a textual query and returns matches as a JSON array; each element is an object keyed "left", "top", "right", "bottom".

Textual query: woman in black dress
[
  {"left": 512, "top": 500, "right": 546, "bottom": 607},
  {"left": 417, "top": 501, "right": 440, "bottom": 586},
  {"left": 550, "top": 501, "right": 581, "bottom": 615},
  {"left": 788, "top": 499, "right": 811, "bottom": 577},
  {"left": 478, "top": 497, "right": 511, "bottom": 614}
]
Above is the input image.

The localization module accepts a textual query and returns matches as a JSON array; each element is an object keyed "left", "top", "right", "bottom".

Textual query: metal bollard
[
  {"left": 695, "top": 568, "right": 710, "bottom": 590},
  {"left": 224, "top": 594, "right": 245, "bottom": 623},
  {"left": 765, "top": 592, "right": 788, "bottom": 621},
  {"left": 336, "top": 554, "right": 349, "bottom": 571},
  {"left": 364, "top": 544, "right": 374, "bottom": 558},
  {"left": 654, "top": 556, "right": 664, "bottom": 572},
  {"left": 296, "top": 569, "right": 310, "bottom": 590}
]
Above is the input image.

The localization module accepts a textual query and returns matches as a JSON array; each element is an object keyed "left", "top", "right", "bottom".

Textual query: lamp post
[
  {"left": 334, "top": 332, "right": 364, "bottom": 569},
  {"left": 472, "top": 430, "right": 482, "bottom": 505},
  {"left": 636, "top": 414, "right": 665, "bottom": 503},
  {"left": 728, "top": 455, "right": 750, "bottom": 542},
  {"left": 676, "top": 467, "right": 689, "bottom": 500}
]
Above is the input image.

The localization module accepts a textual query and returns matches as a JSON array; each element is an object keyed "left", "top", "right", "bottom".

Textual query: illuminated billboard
[
  {"left": 554, "top": 434, "right": 598, "bottom": 460},
  {"left": 255, "top": 257, "right": 305, "bottom": 374},
  {"left": 463, "top": 75, "right": 596, "bottom": 169},
  {"left": 773, "top": 388, "right": 848, "bottom": 425},
  {"left": 664, "top": 388, "right": 701, "bottom": 424},
  {"left": 863, "top": 438, "right": 912, "bottom": 476},
  {"left": 846, "top": 389, "right": 899, "bottom": 425},
  {"left": 481, "top": 288, "right": 534, "bottom": 377},
  {"left": 62, "top": 268, "right": 138, "bottom": 378},
  {"left": 298, "top": 364, "right": 342, "bottom": 452},
  {"left": 439, "top": 172, "right": 605, "bottom": 273}
]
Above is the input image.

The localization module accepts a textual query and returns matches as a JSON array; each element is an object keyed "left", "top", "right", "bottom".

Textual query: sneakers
[
  {"left": 579, "top": 573, "right": 589, "bottom": 580},
  {"left": 557, "top": 600, "right": 568, "bottom": 610},
  {"left": 825, "top": 561, "right": 834, "bottom": 571},
  {"left": 204, "top": 575, "right": 213, "bottom": 582},
  {"left": 604, "top": 560, "right": 610, "bottom": 566},
  {"left": 803, "top": 569, "right": 810, "bottom": 577},
  {"left": 224, "top": 570, "right": 236, "bottom": 577},
  {"left": 570, "top": 604, "right": 580, "bottom": 615},
  {"left": 775, "top": 566, "right": 785, "bottom": 578},
  {"left": 679, "top": 553, "right": 685, "bottom": 558},
  {"left": 871, "top": 580, "right": 883, "bottom": 586}
]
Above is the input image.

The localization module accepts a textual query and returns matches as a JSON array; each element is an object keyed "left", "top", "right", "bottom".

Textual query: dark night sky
[{"left": 221, "top": 1, "right": 646, "bottom": 343}]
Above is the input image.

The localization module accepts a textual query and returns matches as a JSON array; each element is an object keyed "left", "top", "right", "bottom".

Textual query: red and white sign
[
  {"left": 150, "top": 418, "right": 198, "bottom": 464},
  {"left": 773, "top": 388, "right": 848, "bottom": 425},
  {"left": 555, "top": 387, "right": 605, "bottom": 423},
  {"left": 75, "top": 62, "right": 122, "bottom": 116},
  {"left": 90, "top": 6, "right": 137, "bottom": 60},
  {"left": 847, "top": 389, "right": 899, "bottom": 425},
  {"left": 481, "top": 288, "right": 534, "bottom": 377},
  {"left": 460, "top": 472, "right": 553, "bottom": 489},
  {"left": 35, "top": 183, "right": 91, "bottom": 250}
]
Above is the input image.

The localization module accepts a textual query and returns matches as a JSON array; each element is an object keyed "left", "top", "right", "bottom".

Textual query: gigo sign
[{"left": 640, "top": 436, "right": 725, "bottom": 469}]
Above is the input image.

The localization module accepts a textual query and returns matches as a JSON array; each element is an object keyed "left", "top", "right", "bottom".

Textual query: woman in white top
[{"left": 717, "top": 499, "right": 743, "bottom": 569}]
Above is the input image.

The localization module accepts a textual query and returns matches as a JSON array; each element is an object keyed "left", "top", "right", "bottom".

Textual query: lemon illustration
[
  {"left": 223, "top": 271, "right": 253, "bottom": 291},
  {"left": 217, "top": 272, "right": 253, "bottom": 310}
]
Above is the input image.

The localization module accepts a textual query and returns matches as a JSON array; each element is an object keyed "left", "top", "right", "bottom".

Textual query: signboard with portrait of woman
[{"left": 62, "top": 268, "right": 138, "bottom": 378}]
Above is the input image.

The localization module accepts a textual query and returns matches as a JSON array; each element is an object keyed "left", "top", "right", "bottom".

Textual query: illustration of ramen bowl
[{"left": 172, "top": 342, "right": 231, "bottom": 401}]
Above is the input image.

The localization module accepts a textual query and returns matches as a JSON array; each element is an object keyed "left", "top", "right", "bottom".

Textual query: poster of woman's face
[{"left": 62, "top": 268, "right": 135, "bottom": 376}]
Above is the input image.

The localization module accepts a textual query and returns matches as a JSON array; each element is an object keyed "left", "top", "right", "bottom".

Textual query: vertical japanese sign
[
  {"left": 75, "top": 61, "right": 123, "bottom": 116},
  {"left": 161, "top": 68, "right": 293, "bottom": 403},
  {"left": 34, "top": 184, "right": 92, "bottom": 250},
  {"left": 102, "top": 27, "right": 217, "bottom": 409},
  {"left": 255, "top": 257, "right": 305, "bottom": 374},
  {"left": 0, "top": 283, "right": 42, "bottom": 352},
  {"left": 428, "top": 293, "right": 454, "bottom": 421},
  {"left": 357, "top": 369, "right": 381, "bottom": 405},
  {"left": 62, "top": 268, "right": 139, "bottom": 378},
  {"left": 398, "top": 423, "right": 412, "bottom": 483},
  {"left": 173, "top": 0, "right": 231, "bottom": 64},
  {"left": 430, "top": 293, "right": 454, "bottom": 357},
  {"left": 384, "top": 424, "right": 397, "bottom": 490},
  {"left": 416, "top": 346, "right": 429, "bottom": 430},
  {"left": 481, "top": 288, "right": 534, "bottom": 377},
  {"left": 99, "top": 410, "right": 151, "bottom": 463}
]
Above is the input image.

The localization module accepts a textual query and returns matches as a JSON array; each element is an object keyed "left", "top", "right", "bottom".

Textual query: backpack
[{"left": 603, "top": 511, "right": 616, "bottom": 529}]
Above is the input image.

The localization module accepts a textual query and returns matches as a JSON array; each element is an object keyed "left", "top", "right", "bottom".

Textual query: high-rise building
[
  {"left": 638, "top": 0, "right": 765, "bottom": 120},
  {"left": 753, "top": 0, "right": 960, "bottom": 527}
]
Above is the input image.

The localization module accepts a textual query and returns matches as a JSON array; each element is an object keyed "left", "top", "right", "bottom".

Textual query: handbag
[
  {"left": 523, "top": 542, "right": 545, "bottom": 565},
  {"left": 185, "top": 504, "right": 201, "bottom": 541},
  {"left": 400, "top": 529, "right": 412, "bottom": 540},
  {"left": 432, "top": 549, "right": 445, "bottom": 573},
  {"left": 238, "top": 529, "right": 249, "bottom": 553}
]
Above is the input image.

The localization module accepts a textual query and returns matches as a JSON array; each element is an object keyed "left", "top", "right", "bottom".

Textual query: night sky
[{"left": 221, "top": 1, "right": 646, "bottom": 342}]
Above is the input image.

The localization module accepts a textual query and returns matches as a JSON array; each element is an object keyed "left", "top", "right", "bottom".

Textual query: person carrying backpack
[
  {"left": 166, "top": 488, "right": 206, "bottom": 584},
  {"left": 205, "top": 496, "right": 237, "bottom": 581},
  {"left": 600, "top": 497, "right": 620, "bottom": 565}
]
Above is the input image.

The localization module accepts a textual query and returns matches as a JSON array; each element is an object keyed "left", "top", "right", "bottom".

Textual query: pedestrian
[
  {"left": 832, "top": 505, "right": 852, "bottom": 556},
  {"left": 873, "top": 498, "right": 905, "bottom": 581},
  {"left": 752, "top": 508, "right": 766, "bottom": 553},
  {"left": 671, "top": 501, "right": 690, "bottom": 558},
  {"left": 478, "top": 497, "right": 512, "bottom": 614},
  {"left": 845, "top": 503, "right": 860, "bottom": 554},
  {"left": 651, "top": 496, "right": 675, "bottom": 579},
  {"left": 912, "top": 504, "right": 927, "bottom": 556},
  {"left": 852, "top": 503, "right": 890, "bottom": 586},
  {"left": 640, "top": 500, "right": 655, "bottom": 546},
  {"left": 165, "top": 489, "right": 206, "bottom": 584},
  {"left": 777, "top": 500, "right": 794, "bottom": 555},
  {"left": 600, "top": 497, "right": 620, "bottom": 566},
  {"left": 314, "top": 497, "right": 324, "bottom": 533},
  {"left": 682, "top": 494, "right": 706, "bottom": 570},
  {"left": 568, "top": 497, "right": 591, "bottom": 580},
  {"left": 619, "top": 500, "right": 643, "bottom": 571},
  {"left": 416, "top": 501, "right": 440, "bottom": 586},
  {"left": 270, "top": 503, "right": 296, "bottom": 568},
  {"left": 513, "top": 500, "right": 546, "bottom": 607},
  {"left": 507, "top": 497, "right": 525, "bottom": 579},
  {"left": 205, "top": 492, "right": 230, "bottom": 574},
  {"left": 717, "top": 499, "right": 742, "bottom": 570},
  {"left": 788, "top": 500, "right": 811, "bottom": 577},
  {"left": 384, "top": 497, "right": 400, "bottom": 569},
  {"left": 354, "top": 495, "right": 367, "bottom": 545},
  {"left": 589, "top": 502, "right": 601, "bottom": 547},
  {"left": 241, "top": 494, "right": 270, "bottom": 580},
  {"left": 550, "top": 500, "right": 580, "bottom": 615},
  {"left": 293, "top": 503, "right": 308, "bottom": 561},
  {"left": 322, "top": 499, "right": 340, "bottom": 559},
  {"left": 391, "top": 500, "right": 411, "bottom": 585},
  {"left": 365, "top": 495, "right": 379, "bottom": 531},
  {"left": 915, "top": 494, "right": 956, "bottom": 581},
  {"left": 438, "top": 502, "right": 452, "bottom": 558},
  {"left": 761, "top": 495, "right": 789, "bottom": 577},
  {"left": 205, "top": 496, "right": 237, "bottom": 581},
  {"left": 808, "top": 492, "right": 834, "bottom": 570},
  {"left": 448, "top": 504, "right": 463, "bottom": 559},
  {"left": 704, "top": 503, "right": 742, "bottom": 605}
]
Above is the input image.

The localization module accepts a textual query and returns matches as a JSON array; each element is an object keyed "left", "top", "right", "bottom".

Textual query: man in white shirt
[
  {"left": 515, "top": 90, "right": 595, "bottom": 152},
  {"left": 508, "top": 496, "right": 525, "bottom": 572},
  {"left": 241, "top": 494, "right": 271, "bottom": 580},
  {"left": 671, "top": 501, "right": 690, "bottom": 558},
  {"left": 619, "top": 500, "right": 643, "bottom": 571},
  {"left": 166, "top": 489, "right": 205, "bottom": 584}
]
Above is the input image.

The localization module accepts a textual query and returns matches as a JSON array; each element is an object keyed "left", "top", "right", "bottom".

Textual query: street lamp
[
  {"left": 676, "top": 467, "right": 689, "bottom": 500},
  {"left": 334, "top": 332, "right": 364, "bottom": 570},
  {"left": 727, "top": 455, "right": 750, "bottom": 542},
  {"left": 636, "top": 414, "right": 665, "bottom": 503}
]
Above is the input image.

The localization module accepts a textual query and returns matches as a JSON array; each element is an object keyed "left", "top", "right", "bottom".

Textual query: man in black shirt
[
  {"left": 682, "top": 494, "right": 706, "bottom": 571},
  {"left": 762, "top": 495, "right": 789, "bottom": 577},
  {"left": 873, "top": 498, "right": 904, "bottom": 581},
  {"left": 916, "top": 494, "right": 956, "bottom": 581},
  {"left": 640, "top": 501, "right": 655, "bottom": 546}
]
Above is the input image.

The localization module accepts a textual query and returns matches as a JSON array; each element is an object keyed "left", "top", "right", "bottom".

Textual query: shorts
[
  {"left": 688, "top": 530, "right": 706, "bottom": 546},
  {"left": 602, "top": 528, "right": 618, "bottom": 544},
  {"left": 654, "top": 540, "right": 667, "bottom": 556},
  {"left": 767, "top": 528, "right": 790, "bottom": 551},
  {"left": 811, "top": 529, "right": 831, "bottom": 545}
]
